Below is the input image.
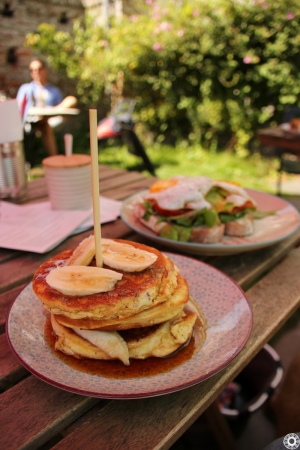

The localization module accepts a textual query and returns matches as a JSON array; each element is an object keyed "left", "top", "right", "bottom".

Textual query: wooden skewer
[{"left": 89, "top": 109, "right": 103, "bottom": 267}]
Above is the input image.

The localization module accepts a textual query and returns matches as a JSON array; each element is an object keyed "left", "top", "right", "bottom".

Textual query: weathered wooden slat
[
  {"left": 0, "top": 248, "right": 21, "bottom": 265},
  {"left": 0, "top": 334, "right": 28, "bottom": 390},
  {"left": 99, "top": 166, "right": 127, "bottom": 178},
  {"left": 0, "top": 283, "right": 29, "bottom": 334},
  {"left": 0, "top": 376, "right": 101, "bottom": 450},
  {"left": 61, "top": 401, "right": 110, "bottom": 438},
  {"left": 103, "top": 176, "right": 157, "bottom": 200},
  {"left": 213, "top": 227, "right": 300, "bottom": 289},
  {"left": 27, "top": 178, "right": 47, "bottom": 190},
  {"left": 99, "top": 171, "right": 148, "bottom": 193},
  {"left": 25, "top": 185, "right": 49, "bottom": 203},
  {"left": 0, "top": 219, "right": 132, "bottom": 295},
  {"left": 98, "top": 164, "right": 111, "bottom": 172},
  {"left": 51, "top": 247, "right": 300, "bottom": 450}
]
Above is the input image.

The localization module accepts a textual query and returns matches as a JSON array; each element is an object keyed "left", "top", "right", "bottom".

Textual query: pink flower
[
  {"left": 177, "top": 29, "right": 184, "bottom": 37},
  {"left": 153, "top": 13, "right": 160, "bottom": 20},
  {"left": 192, "top": 10, "right": 199, "bottom": 17},
  {"left": 162, "top": 8, "right": 168, "bottom": 14},
  {"left": 160, "top": 22, "right": 172, "bottom": 31},
  {"left": 154, "top": 4, "right": 160, "bottom": 12},
  {"left": 287, "top": 12, "right": 295, "bottom": 19},
  {"left": 262, "top": 3, "right": 268, "bottom": 9},
  {"left": 153, "top": 43, "right": 163, "bottom": 51},
  {"left": 243, "top": 56, "right": 252, "bottom": 64},
  {"left": 130, "top": 15, "right": 138, "bottom": 22},
  {"left": 145, "top": 0, "right": 152, "bottom": 4},
  {"left": 101, "top": 40, "right": 108, "bottom": 47}
]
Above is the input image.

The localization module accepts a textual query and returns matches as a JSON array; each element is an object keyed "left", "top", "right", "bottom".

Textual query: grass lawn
[
  {"left": 97, "top": 142, "right": 279, "bottom": 193},
  {"left": 27, "top": 132, "right": 283, "bottom": 194}
]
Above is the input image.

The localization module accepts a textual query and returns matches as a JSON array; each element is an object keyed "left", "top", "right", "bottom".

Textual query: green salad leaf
[
  {"left": 142, "top": 201, "right": 156, "bottom": 222},
  {"left": 219, "top": 208, "right": 254, "bottom": 223},
  {"left": 252, "top": 210, "right": 277, "bottom": 219},
  {"left": 203, "top": 210, "right": 218, "bottom": 228},
  {"left": 174, "top": 215, "right": 193, "bottom": 227},
  {"left": 159, "top": 224, "right": 192, "bottom": 242}
]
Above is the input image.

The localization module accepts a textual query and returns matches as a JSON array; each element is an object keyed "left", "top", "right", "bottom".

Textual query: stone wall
[
  {"left": 0, "top": 1, "right": 141, "bottom": 99},
  {"left": 0, "top": 0, "right": 84, "bottom": 99}
]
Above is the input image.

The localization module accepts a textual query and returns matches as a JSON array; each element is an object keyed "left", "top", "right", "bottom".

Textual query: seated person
[{"left": 17, "top": 58, "right": 77, "bottom": 156}]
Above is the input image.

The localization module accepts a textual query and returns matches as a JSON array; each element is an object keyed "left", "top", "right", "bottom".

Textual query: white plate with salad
[{"left": 121, "top": 177, "right": 300, "bottom": 256}]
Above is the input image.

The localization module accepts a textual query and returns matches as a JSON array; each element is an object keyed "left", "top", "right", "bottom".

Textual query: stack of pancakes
[{"left": 32, "top": 239, "right": 198, "bottom": 365}]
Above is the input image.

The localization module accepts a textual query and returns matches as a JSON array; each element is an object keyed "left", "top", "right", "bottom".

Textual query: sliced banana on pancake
[
  {"left": 73, "top": 328, "right": 130, "bottom": 365},
  {"left": 101, "top": 239, "right": 158, "bottom": 272},
  {"left": 46, "top": 266, "right": 123, "bottom": 296},
  {"left": 65, "top": 237, "right": 157, "bottom": 272},
  {"left": 65, "top": 235, "right": 95, "bottom": 266}
]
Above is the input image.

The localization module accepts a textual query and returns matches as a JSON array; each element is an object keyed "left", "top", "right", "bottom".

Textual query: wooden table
[
  {"left": 258, "top": 127, "right": 300, "bottom": 194},
  {"left": 1, "top": 166, "right": 300, "bottom": 450},
  {"left": 258, "top": 126, "right": 300, "bottom": 154},
  {"left": 27, "top": 107, "right": 80, "bottom": 117}
]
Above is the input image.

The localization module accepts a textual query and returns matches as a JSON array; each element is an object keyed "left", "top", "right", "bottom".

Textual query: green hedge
[{"left": 26, "top": 0, "right": 300, "bottom": 151}]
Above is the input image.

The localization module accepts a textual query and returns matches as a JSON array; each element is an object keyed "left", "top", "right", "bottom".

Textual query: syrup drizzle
[{"left": 44, "top": 312, "right": 206, "bottom": 379}]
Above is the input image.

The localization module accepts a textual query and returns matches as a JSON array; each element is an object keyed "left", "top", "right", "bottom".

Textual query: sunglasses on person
[{"left": 30, "top": 67, "right": 44, "bottom": 72}]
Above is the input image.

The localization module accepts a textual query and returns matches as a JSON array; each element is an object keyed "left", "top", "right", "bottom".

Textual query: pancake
[
  {"left": 33, "top": 240, "right": 177, "bottom": 321},
  {"left": 51, "top": 310, "right": 197, "bottom": 360},
  {"left": 123, "top": 311, "right": 197, "bottom": 359},
  {"left": 55, "top": 273, "right": 189, "bottom": 330},
  {"left": 33, "top": 236, "right": 202, "bottom": 365}
]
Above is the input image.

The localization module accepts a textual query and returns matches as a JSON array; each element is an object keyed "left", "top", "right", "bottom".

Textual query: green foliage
[{"left": 26, "top": 0, "right": 300, "bottom": 149}]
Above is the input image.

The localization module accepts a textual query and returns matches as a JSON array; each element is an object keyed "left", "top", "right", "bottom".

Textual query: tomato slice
[
  {"left": 231, "top": 201, "right": 254, "bottom": 214},
  {"left": 152, "top": 202, "right": 188, "bottom": 217}
]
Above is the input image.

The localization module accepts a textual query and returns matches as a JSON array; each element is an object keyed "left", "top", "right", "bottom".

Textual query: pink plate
[
  {"left": 121, "top": 189, "right": 300, "bottom": 256},
  {"left": 6, "top": 253, "right": 252, "bottom": 399}
]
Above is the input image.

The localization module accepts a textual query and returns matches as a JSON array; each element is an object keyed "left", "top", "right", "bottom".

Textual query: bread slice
[
  {"left": 190, "top": 224, "right": 225, "bottom": 244},
  {"left": 225, "top": 214, "right": 254, "bottom": 237}
]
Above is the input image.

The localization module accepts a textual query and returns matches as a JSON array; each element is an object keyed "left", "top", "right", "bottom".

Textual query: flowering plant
[{"left": 26, "top": 0, "right": 300, "bottom": 150}]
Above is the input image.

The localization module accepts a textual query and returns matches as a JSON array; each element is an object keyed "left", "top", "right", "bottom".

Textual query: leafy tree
[{"left": 26, "top": 0, "right": 300, "bottom": 151}]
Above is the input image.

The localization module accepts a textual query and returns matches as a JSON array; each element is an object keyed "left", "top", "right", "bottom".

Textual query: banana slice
[
  {"left": 64, "top": 236, "right": 157, "bottom": 272},
  {"left": 101, "top": 239, "right": 158, "bottom": 272},
  {"left": 46, "top": 266, "right": 123, "bottom": 296},
  {"left": 73, "top": 328, "right": 130, "bottom": 365},
  {"left": 65, "top": 235, "right": 95, "bottom": 267}
]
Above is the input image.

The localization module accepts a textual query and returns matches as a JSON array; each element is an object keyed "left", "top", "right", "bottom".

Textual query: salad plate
[
  {"left": 7, "top": 253, "right": 252, "bottom": 399},
  {"left": 121, "top": 189, "right": 300, "bottom": 256}
]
